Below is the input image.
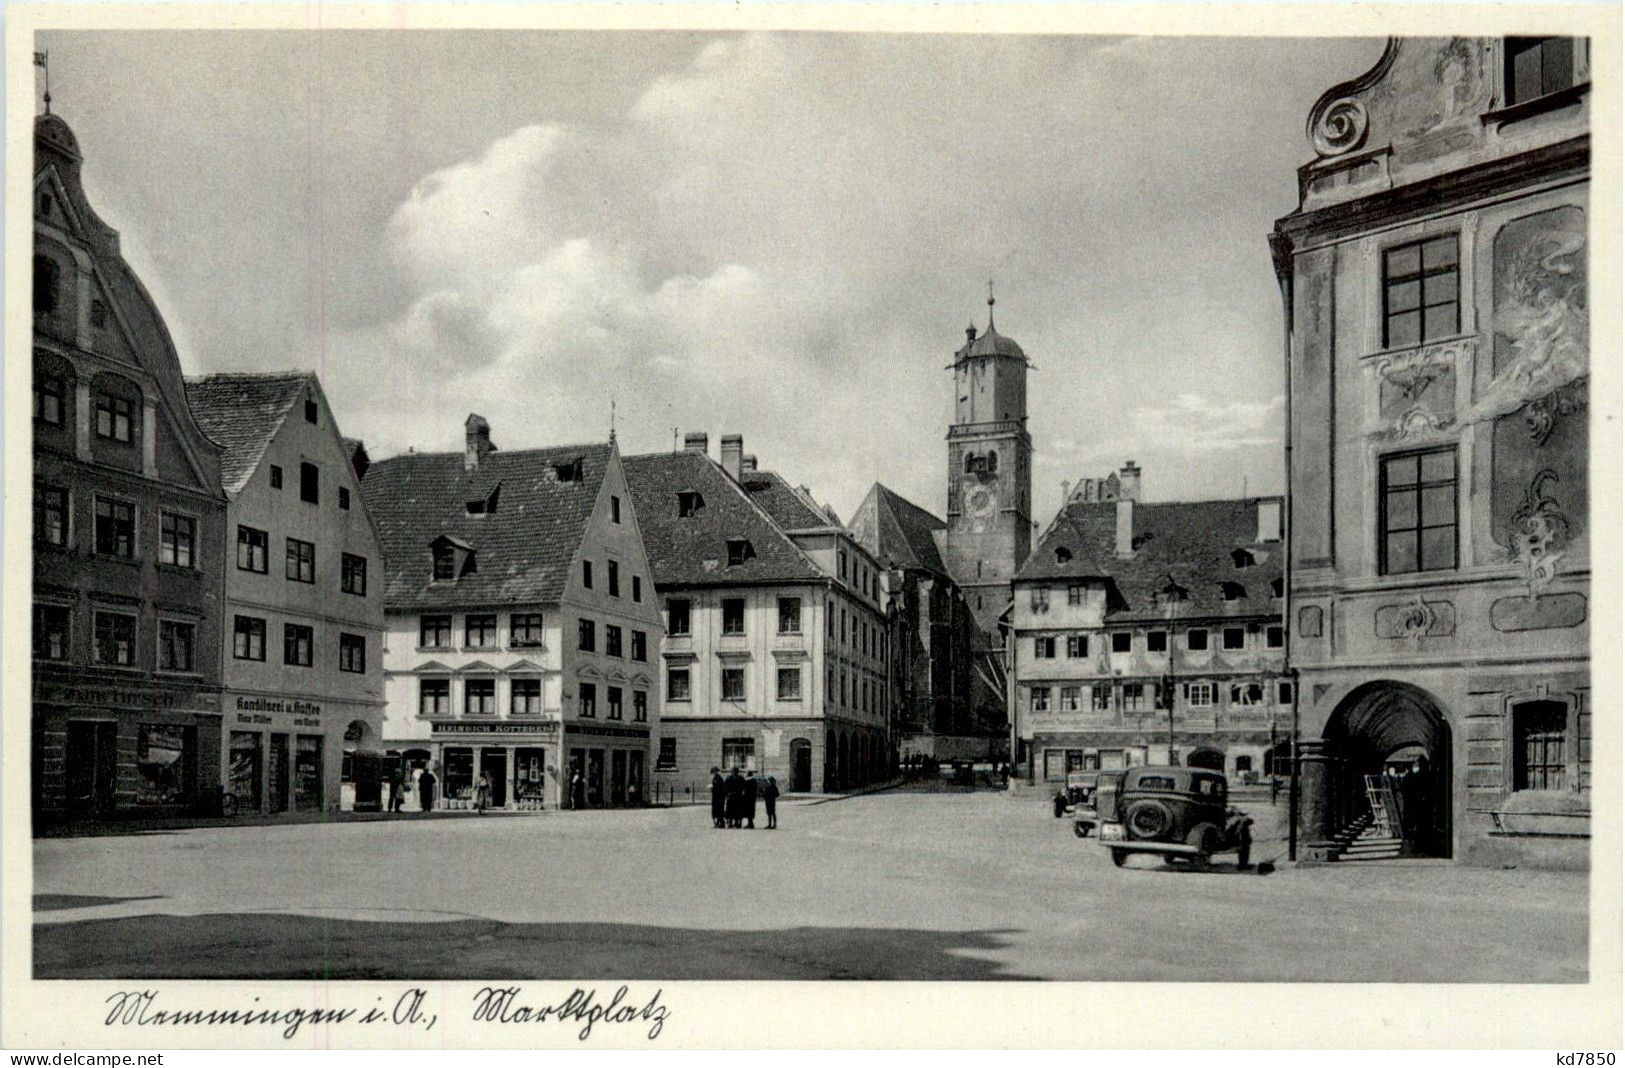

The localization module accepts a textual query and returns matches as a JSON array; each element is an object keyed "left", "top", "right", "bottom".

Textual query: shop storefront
[
  {"left": 564, "top": 722, "right": 651, "bottom": 807},
  {"left": 222, "top": 692, "right": 385, "bottom": 815},
  {"left": 426, "top": 719, "right": 563, "bottom": 809},
  {"left": 32, "top": 676, "right": 223, "bottom": 822}
]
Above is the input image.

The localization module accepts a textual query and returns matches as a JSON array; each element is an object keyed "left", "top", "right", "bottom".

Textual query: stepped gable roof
[
  {"left": 1015, "top": 497, "right": 1284, "bottom": 622},
  {"left": 623, "top": 451, "right": 825, "bottom": 588},
  {"left": 850, "top": 483, "right": 949, "bottom": 577},
  {"left": 361, "top": 441, "right": 612, "bottom": 609},
  {"left": 739, "top": 468, "right": 832, "bottom": 531},
  {"left": 184, "top": 372, "right": 314, "bottom": 494}
]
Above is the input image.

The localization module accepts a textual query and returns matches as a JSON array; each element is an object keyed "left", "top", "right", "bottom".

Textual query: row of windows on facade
[
  {"left": 1034, "top": 574, "right": 1284, "bottom": 608},
  {"left": 665, "top": 596, "right": 885, "bottom": 659},
  {"left": 231, "top": 615, "right": 368, "bottom": 673},
  {"left": 578, "top": 558, "right": 642, "bottom": 601},
  {"left": 1028, "top": 678, "right": 1294, "bottom": 713},
  {"left": 665, "top": 663, "right": 882, "bottom": 712},
  {"left": 35, "top": 484, "right": 204, "bottom": 568},
  {"left": 652, "top": 735, "right": 761, "bottom": 773},
  {"left": 1033, "top": 624, "right": 1285, "bottom": 659},
  {"left": 236, "top": 524, "right": 369, "bottom": 594},
  {"left": 37, "top": 376, "right": 351, "bottom": 509},
  {"left": 418, "top": 677, "right": 647, "bottom": 721},
  {"left": 835, "top": 545, "right": 882, "bottom": 605},
  {"left": 1040, "top": 748, "right": 1282, "bottom": 780},
  {"left": 32, "top": 603, "right": 207, "bottom": 673}
]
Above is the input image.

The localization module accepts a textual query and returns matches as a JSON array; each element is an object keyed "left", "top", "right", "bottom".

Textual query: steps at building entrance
[{"left": 1331, "top": 817, "right": 1405, "bottom": 862}]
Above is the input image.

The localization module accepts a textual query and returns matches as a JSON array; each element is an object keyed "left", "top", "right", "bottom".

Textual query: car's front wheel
[{"left": 1073, "top": 822, "right": 1091, "bottom": 838}]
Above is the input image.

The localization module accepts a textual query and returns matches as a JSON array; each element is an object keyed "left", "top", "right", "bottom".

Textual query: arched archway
[
  {"left": 824, "top": 730, "right": 836, "bottom": 791},
  {"left": 1324, "top": 681, "right": 1453, "bottom": 857},
  {"left": 1186, "top": 747, "right": 1225, "bottom": 771}
]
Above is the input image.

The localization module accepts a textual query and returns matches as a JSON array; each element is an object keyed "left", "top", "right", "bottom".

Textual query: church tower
[{"left": 945, "top": 291, "right": 1033, "bottom": 635}]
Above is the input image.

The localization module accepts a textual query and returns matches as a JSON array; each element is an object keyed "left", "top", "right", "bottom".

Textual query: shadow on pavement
[
  {"left": 34, "top": 893, "right": 167, "bottom": 912},
  {"left": 35, "top": 913, "right": 1035, "bottom": 980}
]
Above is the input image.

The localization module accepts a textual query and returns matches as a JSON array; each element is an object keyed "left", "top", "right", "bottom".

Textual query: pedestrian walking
[
  {"left": 763, "top": 775, "right": 780, "bottom": 829},
  {"left": 476, "top": 771, "right": 491, "bottom": 814},
  {"left": 388, "top": 776, "right": 402, "bottom": 813},
  {"left": 418, "top": 768, "right": 437, "bottom": 813},
  {"left": 709, "top": 768, "right": 725, "bottom": 828},
  {"left": 743, "top": 772, "right": 759, "bottom": 829}
]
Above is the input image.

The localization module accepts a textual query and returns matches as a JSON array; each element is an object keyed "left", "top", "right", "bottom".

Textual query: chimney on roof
[
  {"left": 721, "top": 434, "right": 744, "bottom": 481},
  {"left": 465, "top": 414, "right": 495, "bottom": 472},
  {"left": 742, "top": 454, "right": 758, "bottom": 474},
  {"left": 1258, "top": 499, "right": 1282, "bottom": 543},
  {"left": 683, "top": 431, "right": 709, "bottom": 456},
  {"left": 1118, "top": 461, "right": 1142, "bottom": 502},
  {"left": 1060, "top": 480, "right": 1070, "bottom": 503},
  {"left": 1115, "top": 498, "right": 1135, "bottom": 559}
]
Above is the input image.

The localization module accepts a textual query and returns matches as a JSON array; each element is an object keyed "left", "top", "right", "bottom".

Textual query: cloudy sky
[{"left": 40, "top": 31, "right": 1381, "bottom": 524}]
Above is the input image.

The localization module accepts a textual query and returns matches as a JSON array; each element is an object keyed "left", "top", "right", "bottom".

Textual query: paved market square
[{"left": 33, "top": 790, "right": 1587, "bottom": 982}]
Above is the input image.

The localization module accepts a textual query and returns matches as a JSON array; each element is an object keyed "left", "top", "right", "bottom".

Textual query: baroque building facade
[
  {"left": 363, "top": 419, "right": 663, "bottom": 809},
  {"left": 31, "top": 111, "right": 230, "bottom": 824},
  {"left": 1272, "top": 37, "right": 1590, "bottom": 866},
  {"left": 625, "top": 434, "right": 892, "bottom": 793},
  {"left": 1010, "top": 465, "right": 1290, "bottom": 782},
  {"left": 185, "top": 372, "right": 387, "bottom": 814}
]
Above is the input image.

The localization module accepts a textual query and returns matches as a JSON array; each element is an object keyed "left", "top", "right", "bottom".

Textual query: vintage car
[
  {"left": 1066, "top": 771, "right": 1101, "bottom": 836},
  {"left": 1095, "top": 766, "right": 1252, "bottom": 870}
]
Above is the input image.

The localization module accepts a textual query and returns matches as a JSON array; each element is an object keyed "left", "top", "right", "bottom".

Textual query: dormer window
[
  {"left": 1231, "top": 549, "right": 1255, "bottom": 569},
  {"left": 726, "top": 539, "right": 755, "bottom": 567},
  {"left": 430, "top": 536, "right": 476, "bottom": 581},
  {"left": 1271, "top": 578, "right": 1284, "bottom": 599},
  {"left": 1158, "top": 578, "right": 1189, "bottom": 607},
  {"left": 1055, "top": 547, "right": 1072, "bottom": 564},
  {"left": 1506, "top": 37, "right": 1580, "bottom": 107},
  {"left": 465, "top": 484, "right": 500, "bottom": 515},
  {"left": 678, "top": 491, "right": 705, "bottom": 518},
  {"left": 553, "top": 458, "right": 583, "bottom": 483},
  {"left": 304, "top": 398, "right": 318, "bottom": 424},
  {"left": 1221, "top": 582, "right": 1247, "bottom": 602},
  {"left": 33, "top": 255, "right": 60, "bottom": 315}
]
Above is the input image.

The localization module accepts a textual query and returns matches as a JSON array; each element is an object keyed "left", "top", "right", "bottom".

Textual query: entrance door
[
  {"left": 481, "top": 748, "right": 508, "bottom": 808},
  {"left": 229, "top": 731, "right": 263, "bottom": 812},
  {"left": 587, "top": 749, "right": 605, "bottom": 807},
  {"left": 628, "top": 751, "right": 645, "bottom": 803},
  {"left": 268, "top": 733, "right": 290, "bottom": 814},
  {"left": 65, "top": 721, "right": 117, "bottom": 814},
  {"left": 790, "top": 739, "right": 812, "bottom": 793},
  {"left": 610, "top": 750, "right": 627, "bottom": 805}
]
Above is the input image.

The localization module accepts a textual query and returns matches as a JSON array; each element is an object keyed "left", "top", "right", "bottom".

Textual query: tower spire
[
  {"left": 34, "top": 50, "right": 51, "bottom": 115},
  {"left": 987, "top": 278, "right": 996, "bottom": 330}
]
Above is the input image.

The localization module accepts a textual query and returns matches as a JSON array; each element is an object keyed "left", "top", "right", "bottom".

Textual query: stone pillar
[
  {"left": 74, "top": 379, "right": 92, "bottom": 460},
  {"left": 1295, "top": 737, "right": 1336, "bottom": 864}
]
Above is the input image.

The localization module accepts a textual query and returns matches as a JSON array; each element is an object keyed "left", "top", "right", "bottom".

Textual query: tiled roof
[
  {"left": 849, "top": 483, "right": 949, "bottom": 577},
  {"left": 623, "top": 451, "right": 826, "bottom": 588},
  {"left": 739, "top": 469, "right": 833, "bottom": 531},
  {"left": 184, "top": 372, "right": 313, "bottom": 494},
  {"left": 361, "top": 442, "right": 612, "bottom": 609},
  {"left": 1016, "top": 497, "right": 1284, "bottom": 623}
]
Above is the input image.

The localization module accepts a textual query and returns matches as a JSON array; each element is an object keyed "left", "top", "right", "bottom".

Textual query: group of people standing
[{"left": 710, "top": 767, "right": 779, "bottom": 829}]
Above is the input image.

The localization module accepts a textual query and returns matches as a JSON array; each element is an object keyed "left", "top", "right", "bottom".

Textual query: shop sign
[
  {"left": 565, "top": 723, "right": 650, "bottom": 740},
  {"left": 432, "top": 720, "right": 561, "bottom": 736},
  {"left": 36, "top": 680, "right": 219, "bottom": 713},
  {"left": 233, "top": 696, "right": 323, "bottom": 729}
]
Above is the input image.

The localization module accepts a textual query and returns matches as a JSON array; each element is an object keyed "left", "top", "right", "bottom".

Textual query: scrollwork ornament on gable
[
  {"left": 1312, "top": 98, "right": 1369, "bottom": 157},
  {"left": 1508, "top": 469, "right": 1570, "bottom": 600},
  {"left": 1397, "top": 595, "right": 1437, "bottom": 645}
]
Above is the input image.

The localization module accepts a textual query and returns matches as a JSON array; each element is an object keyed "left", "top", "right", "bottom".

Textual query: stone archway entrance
[
  {"left": 1186, "top": 747, "right": 1225, "bottom": 771},
  {"left": 789, "top": 738, "right": 812, "bottom": 793},
  {"left": 1323, "top": 682, "right": 1453, "bottom": 858}
]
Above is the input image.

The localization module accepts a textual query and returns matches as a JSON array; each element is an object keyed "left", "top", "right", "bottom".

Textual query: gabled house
[
  {"left": 185, "top": 371, "right": 386, "bottom": 814},
  {"left": 625, "top": 433, "right": 892, "bottom": 793},
  {"left": 362, "top": 416, "right": 662, "bottom": 809},
  {"left": 1010, "top": 464, "right": 1288, "bottom": 784},
  {"left": 32, "top": 111, "right": 229, "bottom": 824}
]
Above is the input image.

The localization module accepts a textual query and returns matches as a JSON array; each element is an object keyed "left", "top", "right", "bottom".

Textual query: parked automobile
[
  {"left": 1095, "top": 766, "right": 1252, "bottom": 870},
  {"left": 1065, "top": 771, "right": 1102, "bottom": 836}
]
